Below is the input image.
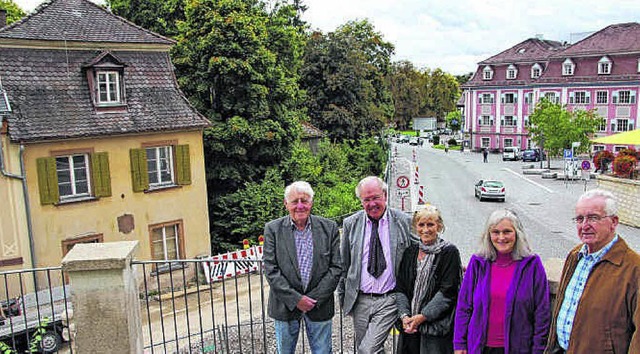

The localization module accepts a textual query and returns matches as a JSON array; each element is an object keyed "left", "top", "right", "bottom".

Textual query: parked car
[
  {"left": 396, "top": 135, "right": 410, "bottom": 144},
  {"left": 522, "top": 148, "right": 542, "bottom": 162},
  {"left": 409, "top": 137, "right": 420, "bottom": 146},
  {"left": 502, "top": 147, "right": 521, "bottom": 161},
  {"left": 474, "top": 180, "right": 505, "bottom": 202}
]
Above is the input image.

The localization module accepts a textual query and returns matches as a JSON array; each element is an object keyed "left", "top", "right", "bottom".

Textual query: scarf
[{"left": 411, "top": 237, "right": 451, "bottom": 315}]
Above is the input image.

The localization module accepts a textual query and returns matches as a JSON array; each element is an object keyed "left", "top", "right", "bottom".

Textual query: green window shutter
[
  {"left": 36, "top": 157, "right": 59, "bottom": 205},
  {"left": 130, "top": 148, "right": 149, "bottom": 192},
  {"left": 175, "top": 144, "right": 192, "bottom": 185},
  {"left": 91, "top": 152, "right": 112, "bottom": 198}
]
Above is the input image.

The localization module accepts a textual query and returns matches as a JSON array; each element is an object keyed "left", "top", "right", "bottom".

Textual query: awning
[{"left": 591, "top": 129, "right": 640, "bottom": 145}]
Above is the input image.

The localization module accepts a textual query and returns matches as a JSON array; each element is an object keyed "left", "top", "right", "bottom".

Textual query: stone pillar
[{"left": 62, "top": 241, "right": 142, "bottom": 354}]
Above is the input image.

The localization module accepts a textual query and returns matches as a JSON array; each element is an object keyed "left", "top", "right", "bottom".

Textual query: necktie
[{"left": 367, "top": 218, "right": 386, "bottom": 278}]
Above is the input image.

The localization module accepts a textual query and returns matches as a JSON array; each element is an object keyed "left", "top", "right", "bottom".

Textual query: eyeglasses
[
  {"left": 361, "top": 194, "right": 384, "bottom": 203},
  {"left": 572, "top": 214, "right": 613, "bottom": 225}
]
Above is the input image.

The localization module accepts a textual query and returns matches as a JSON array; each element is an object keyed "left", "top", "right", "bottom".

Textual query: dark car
[{"left": 522, "top": 149, "right": 542, "bottom": 162}]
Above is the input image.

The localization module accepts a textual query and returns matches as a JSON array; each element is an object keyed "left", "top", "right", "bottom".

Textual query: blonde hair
[{"left": 412, "top": 205, "right": 445, "bottom": 234}]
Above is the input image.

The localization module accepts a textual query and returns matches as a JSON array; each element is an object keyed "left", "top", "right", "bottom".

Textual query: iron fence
[
  {"left": 0, "top": 267, "right": 73, "bottom": 353},
  {"left": 135, "top": 258, "right": 399, "bottom": 354}
]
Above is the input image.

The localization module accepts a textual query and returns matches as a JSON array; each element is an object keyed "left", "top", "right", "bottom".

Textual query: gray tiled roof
[
  {"left": 480, "top": 38, "right": 565, "bottom": 65},
  {"left": 0, "top": 0, "right": 174, "bottom": 45},
  {"left": 552, "top": 22, "right": 640, "bottom": 58},
  {"left": 301, "top": 121, "right": 324, "bottom": 138},
  {"left": 0, "top": 0, "right": 209, "bottom": 143},
  {"left": 0, "top": 48, "right": 210, "bottom": 142}
]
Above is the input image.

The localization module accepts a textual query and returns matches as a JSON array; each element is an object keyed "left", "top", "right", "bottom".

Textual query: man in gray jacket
[
  {"left": 263, "top": 181, "right": 342, "bottom": 354},
  {"left": 338, "top": 176, "right": 412, "bottom": 353}
]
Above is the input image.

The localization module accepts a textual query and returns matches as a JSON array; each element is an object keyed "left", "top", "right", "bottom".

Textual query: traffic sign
[
  {"left": 581, "top": 160, "right": 591, "bottom": 170},
  {"left": 396, "top": 189, "right": 410, "bottom": 197},
  {"left": 563, "top": 149, "right": 573, "bottom": 160},
  {"left": 396, "top": 176, "right": 410, "bottom": 189}
]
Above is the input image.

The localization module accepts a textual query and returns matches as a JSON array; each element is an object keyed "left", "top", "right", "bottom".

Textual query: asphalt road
[{"left": 393, "top": 142, "right": 640, "bottom": 265}]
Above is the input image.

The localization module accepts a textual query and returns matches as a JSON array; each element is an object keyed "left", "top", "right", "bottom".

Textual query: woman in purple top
[{"left": 454, "top": 209, "right": 550, "bottom": 354}]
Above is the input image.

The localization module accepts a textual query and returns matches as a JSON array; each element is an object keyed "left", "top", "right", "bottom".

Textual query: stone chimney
[{"left": 0, "top": 10, "right": 6, "bottom": 28}]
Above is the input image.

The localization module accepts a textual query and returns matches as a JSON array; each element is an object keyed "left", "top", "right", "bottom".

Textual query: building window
[
  {"left": 596, "top": 91, "right": 608, "bottom": 104},
  {"left": 562, "top": 58, "right": 575, "bottom": 76},
  {"left": 147, "top": 146, "right": 174, "bottom": 187},
  {"left": 96, "top": 71, "right": 121, "bottom": 104},
  {"left": 598, "top": 56, "right": 612, "bottom": 75},
  {"left": 479, "top": 116, "right": 493, "bottom": 126},
  {"left": 543, "top": 92, "right": 559, "bottom": 104},
  {"left": 481, "top": 138, "right": 490, "bottom": 148},
  {"left": 597, "top": 119, "right": 607, "bottom": 132},
  {"left": 614, "top": 90, "right": 636, "bottom": 104},
  {"left": 506, "top": 65, "right": 517, "bottom": 79},
  {"left": 483, "top": 66, "right": 493, "bottom": 80},
  {"left": 592, "top": 145, "right": 605, "bottom": 153},
  {"left": 56, "top": 154, "right": 90, "bottom": 200},
  {"left": 150, "top": 221, "right": 185, "bottom": 272},
  {"left": 480, "top": 93, "right": 494, "bottom": 104},
  {"left": 531, "top": 63, "right": 542, "bottom": 78},
  {"left": 130, "top": 144, "right": 191, "bottom": 192},
  {"left": 502, "top": 93, "right": 516, "bottom": 104},
  {"left": 570, "top": 91, "right": 590, "bottom": 104},
  {"left": 524, "top": 92, "right": 534, "bottom": 105},
  {"left": 616, "top": 119, "right": 630, "bottom": 132},
  {"left": 504, "top": 138, "right": 513, "bottom": 147},
  {"left": 614, "top": 146, "right": 627, "bottom": 153},
  {"left": 502, "top": 116, "right": 516, "bottom": 126},
  {"left": 36, "top": 152, "right": 111, "bottom": 205},
  {"left": 62, "top": 234, "right": 104, "bottom": 256}
]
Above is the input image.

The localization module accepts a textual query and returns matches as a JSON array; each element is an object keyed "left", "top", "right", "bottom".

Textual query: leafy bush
[
  {"left": 447, "top": 138, "right": 457, "bottom": 146},
  {"left": 612, "top": 155, "right": 637, "bottom": 178},
  {"left": 432, "top": 135, "right": 440, "bottom": 145},
  {"left": 617, "top": 147, "right": 640, "bottom": 160},
  {"left": 593, "top": 150, "right": 615, "bottom": 171}
]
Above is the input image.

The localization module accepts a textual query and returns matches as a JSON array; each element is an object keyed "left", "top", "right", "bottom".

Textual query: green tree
[
  {"left": 300, "top": 20, "right": 394, "bottom": 141},
  {"left": 445, "top": 110, "right": 462, "bottom": 132},
  {"left": 108, "top": 0, "right": 185, "bottom": 37},
  {"left": 171, "top": 0, "right": 304, "bottom": 193},
  {"left": 388, "top": 61, "right": 421, "bottom": 130},
  {"left": 528, "top": 98, "right": 602, "bottom": 167},
  {"left": 455, "top": 72, "right": 473, "bottom": 86},
  {"left": 419, "top": 68, "right": 460, "bottom": 122},
  {"left": 0, "top": 0, "right": 25, "bottom": 24}
]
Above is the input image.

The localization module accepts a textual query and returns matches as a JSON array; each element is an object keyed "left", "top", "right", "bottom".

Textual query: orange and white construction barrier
[
  {"left": 418, "top": 185, "right": 425, "bottom": 204},
  {"left": 414, "top": 165, "right": 419, "bottom": 184},
  {"left": 202, "top": 245, "right": 264, "bottom": 283}
]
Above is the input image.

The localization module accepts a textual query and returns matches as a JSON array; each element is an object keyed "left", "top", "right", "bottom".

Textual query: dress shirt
[
  {"left": 360, "top": 210, "right": 395, "bottom": 293},
  {"left": 292, "top": 218, "right": 314, "bottom": 290},
  {"left": 556, "top": 235, "right": 618, "bottom": 350}
]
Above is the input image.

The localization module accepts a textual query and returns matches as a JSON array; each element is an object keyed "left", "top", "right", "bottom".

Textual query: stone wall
[{"left": 596, "top": 174, "right": 640, "bottom": 228}]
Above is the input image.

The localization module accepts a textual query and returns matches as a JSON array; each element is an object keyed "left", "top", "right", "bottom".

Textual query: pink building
[{"left": 462, "top": 22, "right": 640, "bottom": 153}]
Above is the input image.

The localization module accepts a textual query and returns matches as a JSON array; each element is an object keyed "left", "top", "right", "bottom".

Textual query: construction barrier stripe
[{"left": 202, "top": 246, "right": 264, "bottom": 283}]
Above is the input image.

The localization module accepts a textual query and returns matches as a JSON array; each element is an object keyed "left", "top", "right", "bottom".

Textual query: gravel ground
[{"left": 179, "top": 307, "right": 398, "bottom": 353}]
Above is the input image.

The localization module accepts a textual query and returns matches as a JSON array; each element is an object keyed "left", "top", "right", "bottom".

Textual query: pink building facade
[{"left": 462, "top": 23, "right": 640, "bottom": 153}]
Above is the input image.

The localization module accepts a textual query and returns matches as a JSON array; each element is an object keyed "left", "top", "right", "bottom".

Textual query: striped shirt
[{"left": 556, "top": 235, "right": 618, "bottom": 350}]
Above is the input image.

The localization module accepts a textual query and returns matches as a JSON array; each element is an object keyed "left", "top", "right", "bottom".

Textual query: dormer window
[
  {"left": 531, "top": 63, "right": 542, "bottom": 79},
  {"left": 83, "top": 51, "right": 127, "bottom": 110},
  {"left": 97, "top": 71, "right": 121, "bottom": 103},
  {"left": 562, "top": 58, "right": 575, "bottom": 76},
  {"left": 506, "top": 65, "right": 517, "bottom": 80},
  {"left": 483, "top": 66, "right": 493, "bottom": 80},
  {"left": 598, "top": 56, "right": 611, "bottom": 75}
]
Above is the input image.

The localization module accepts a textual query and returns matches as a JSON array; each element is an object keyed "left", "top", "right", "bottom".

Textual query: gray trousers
[{"left": 352, "top": 293, "right": 397, "bottom": 354}]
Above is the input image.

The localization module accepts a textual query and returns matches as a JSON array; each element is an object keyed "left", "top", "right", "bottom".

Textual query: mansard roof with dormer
[
  {"left": 464, "top": 38, "right": 565, "bottom": 88},
  {"left": 0, "top": 0, "right": 210, "bottom": 143}
]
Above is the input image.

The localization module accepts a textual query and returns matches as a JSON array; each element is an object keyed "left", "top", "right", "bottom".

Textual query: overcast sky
[{"left": 14, "top": 0, "right": 640, "bottom": 75}]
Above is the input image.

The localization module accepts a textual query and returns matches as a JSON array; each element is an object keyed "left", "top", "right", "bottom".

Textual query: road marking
[{"left": 502, "top": 168, "right": 554, "bottom": 193}]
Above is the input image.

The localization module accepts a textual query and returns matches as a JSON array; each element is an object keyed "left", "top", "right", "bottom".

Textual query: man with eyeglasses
[
  {"left": 338, "top": 176, "right": 412, "bottom": 353},
  {"left": 263, "top": 181, "right": 342, "bottom": 354},
  {"left": 545, "top": 189, "right": 640, "bottom": 353}
]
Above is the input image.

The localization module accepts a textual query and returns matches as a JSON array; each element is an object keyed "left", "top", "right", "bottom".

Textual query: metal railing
[
  {"left": 134, "top": 258, "right": 399, "bottom": 354},
  {"left": 0, "top": 267, "right": 73, "bottom": 353}
]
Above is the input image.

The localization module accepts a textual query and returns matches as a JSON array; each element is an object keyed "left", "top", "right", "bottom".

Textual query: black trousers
[{"left": 482, "top": 347, "right": 505, "bottom": 354}]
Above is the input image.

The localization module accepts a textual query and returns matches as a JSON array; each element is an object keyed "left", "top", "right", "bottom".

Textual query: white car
[
  {"left": 409, "top": 137, "right": 420, "bottom": 146},
  {"left": 474, "top": 180, "right": 505, "bottom": 202}
]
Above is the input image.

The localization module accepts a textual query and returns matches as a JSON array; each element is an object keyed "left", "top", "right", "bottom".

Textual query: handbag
[{"left": 419, "top": 308, "right": 455, "bottom": 337}]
